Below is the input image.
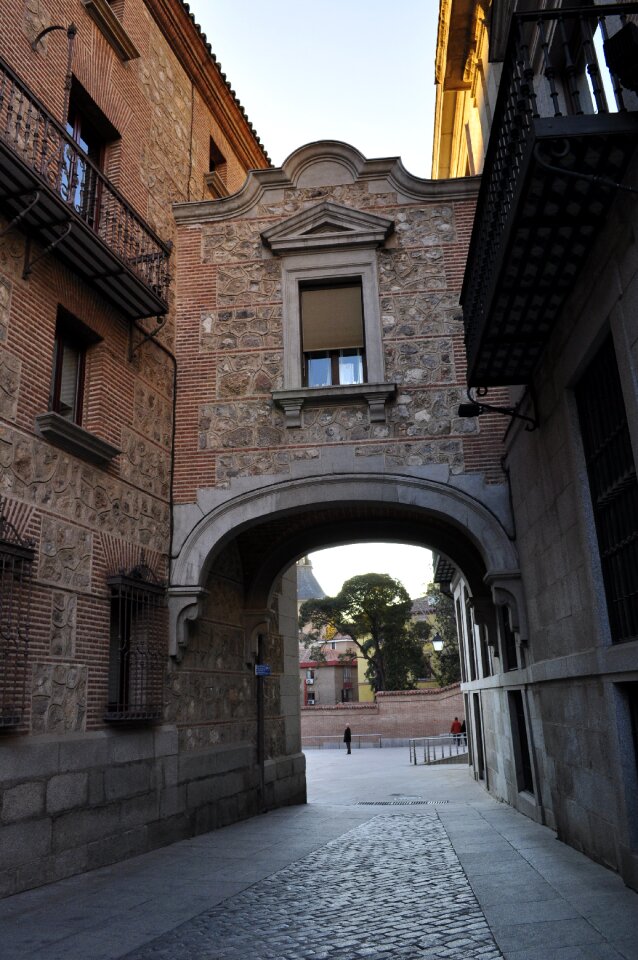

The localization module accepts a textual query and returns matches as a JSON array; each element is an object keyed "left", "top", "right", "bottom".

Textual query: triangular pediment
[{"left": 261, "top": 201, "right": 394, "bottom": 253}]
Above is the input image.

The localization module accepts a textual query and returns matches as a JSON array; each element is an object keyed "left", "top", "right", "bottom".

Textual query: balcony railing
[
  {"left": 0, "top": 56, "right": 170, "bottom": 318},
  {"left": 462, "top": 4, "right": 638, "bottom": 386}
]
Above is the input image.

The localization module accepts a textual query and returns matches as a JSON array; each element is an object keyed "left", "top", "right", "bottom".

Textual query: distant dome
[{"left": 297, "top": 556, "right": 326, "bottom": 601}]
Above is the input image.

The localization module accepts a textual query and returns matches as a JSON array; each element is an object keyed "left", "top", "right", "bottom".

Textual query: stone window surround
[
  {"left": 272, "top": 249, "right": 396, "bottom": 427},
  {"left": 35, "top": 412, "right": 120, "bottom": 465},
  {"left": 81, "top": 0, "right": 140, "bottom": 61}
]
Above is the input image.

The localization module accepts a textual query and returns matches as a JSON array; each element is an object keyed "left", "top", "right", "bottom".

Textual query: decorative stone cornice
[
  {"left": 272, "top": 383, "right": 397, "bottom": 428},
  {"left": 82, "top": 0, "right": 140, "bottom": 61},
  {"left": 143, "top": 0, "right": 270, "bottom": 172},
  {"left": 261, "top": 201, "right": 394, "bottom": 254},
  {"left": 173, "top": 141, "right": 481, "bottom": 225}
]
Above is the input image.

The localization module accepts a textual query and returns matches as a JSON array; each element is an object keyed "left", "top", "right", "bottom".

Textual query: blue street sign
[{"left": 255, "top": 664, "right": 271, "bottom": 677}]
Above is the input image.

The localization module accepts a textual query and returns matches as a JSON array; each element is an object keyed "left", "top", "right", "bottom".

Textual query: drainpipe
[{"left": 256, "top": 632, "right": 266, "bottom": 811}]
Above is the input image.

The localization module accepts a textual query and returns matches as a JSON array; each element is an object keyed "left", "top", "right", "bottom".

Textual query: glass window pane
[
  {"left": 339, "top": 350, "right": 363, "bottom": 385},
  {"left": 58, "top": 343, "right": 80, "bottom": 419},
  {"left": 307, "top": 354, "right": 332, "bottom": 387}
]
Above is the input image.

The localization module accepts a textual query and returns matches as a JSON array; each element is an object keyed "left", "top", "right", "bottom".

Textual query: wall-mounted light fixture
[
  {"left": 431, "top": 633, "right": 444, "bottom": 653},
  {"left": 32, "top": 23, "right": 77, "bottom": 121},
  {"left": 458, "top": 388, "right": 538, "bottom": 432}
]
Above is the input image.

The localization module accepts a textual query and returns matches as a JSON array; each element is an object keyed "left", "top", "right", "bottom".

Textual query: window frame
[
  {"left": 35, "top": 308, "right": 119, "bottom": 466},
  {"left": 281, "top": 251, "right": 384, "bottom": 390},
  {"left": 48, "top": 309, "right": 101, "bottom": 426},
  {"left": 300, "top": 278, "right": 366, "bottom": 388}
]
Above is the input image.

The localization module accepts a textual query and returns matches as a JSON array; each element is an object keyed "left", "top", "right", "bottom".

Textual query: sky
[
  {"left": 308, "top": 544, "right": 434, "bottom": 600},
  {"left": 192, "top": 0, "right": 439, "bottom": 178},
  {"left": 191, "top": 2, "right": 439, "bottom": 596}
]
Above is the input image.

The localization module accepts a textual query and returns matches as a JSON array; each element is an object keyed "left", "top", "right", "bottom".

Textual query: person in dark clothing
[{"left": 344, "top": 726, "right": 352, "bottom": 754}]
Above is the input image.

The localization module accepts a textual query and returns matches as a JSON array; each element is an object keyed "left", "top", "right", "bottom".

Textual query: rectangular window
[
  {"left": 508, "top": 689, "right": 534, "bottom": 794},
  {"left": 61, "top": 79, "right": 118, "bottom": 227},
  {"left": 0, "top": 500, "right": 34, "bottom": 729},
  {"left": 576, "top": 335, "right": 638, "bottom": 643},
  {"left": 499, "top": 605, "right": 518, "bottom": 671},
  {"left": 209, "top": 137, "right": 227, "bottom": 183},
  {"left": 105, "top": 566, "right": 166, "bottom": 723},
  {"left": 300, "top": 281, "right": 365, "bottom": 387},
  {"left": 49, "top": 310, "right": 100, "bottom": 425}
]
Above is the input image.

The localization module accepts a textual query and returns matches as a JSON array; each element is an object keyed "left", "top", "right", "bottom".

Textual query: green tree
[
  {"left": 428, "top": 583, "right": 462, "bottom": 687},
  {"left": 299, "top": 573, "right": 428, "bottom": 692}
]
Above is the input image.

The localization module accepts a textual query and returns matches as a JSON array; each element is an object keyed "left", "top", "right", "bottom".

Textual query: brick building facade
[
  {"left": 0, "top": 0, "right": 269, "bottom": 895},
  {"left": 1, "top": 0, "right": 560, "bottom": 900},
  {"left": 300, "top": 685, "right": 464, "bottom": 744}
]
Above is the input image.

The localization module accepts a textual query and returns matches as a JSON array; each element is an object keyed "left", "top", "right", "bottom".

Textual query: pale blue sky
[
  {"left": 191, "top": 1, "right": 438, "bottom": 595},
  {"left": 309, "top": 544, "right": 434, "bottom": 600},
  {"left": 191, "top": 1, "right": 439, "bottom": 177}
]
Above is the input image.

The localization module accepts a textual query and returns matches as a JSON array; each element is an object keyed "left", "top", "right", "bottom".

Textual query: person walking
[
  {"left": 450, "top": 717, "right": 462, "bottom": 745},
  {"left": 344, "top": 726, "right": 352, "bottom": 755}
]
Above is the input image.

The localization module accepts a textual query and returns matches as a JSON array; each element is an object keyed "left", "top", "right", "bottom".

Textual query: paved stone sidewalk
[
  {"left": 121, "top": 812, "right": 502, "bottom": 960},
  {"left": 1, "top": 750, "right": 637, "bottom": 960}
]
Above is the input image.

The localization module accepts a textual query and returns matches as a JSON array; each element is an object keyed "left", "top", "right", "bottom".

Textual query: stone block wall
[
  {"left": 473, "top": 153, "right": 638, "bottom": 886},
  {"left": 300, "top": 685, "right": 464, "bottom": 742},
  {"left": 0, "top": 727, "right": 304, "bottom": 897}
]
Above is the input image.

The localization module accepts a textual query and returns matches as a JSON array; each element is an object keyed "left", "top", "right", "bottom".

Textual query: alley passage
[
  {"left": 1, "top": 750, "right": 637, "bottom": 960},
  {"left": 123, "top": 812, "right": 502, "bottom": 960}
]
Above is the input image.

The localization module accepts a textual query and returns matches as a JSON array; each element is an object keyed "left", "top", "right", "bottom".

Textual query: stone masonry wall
[
  {"left": 494, "top": 154, "right": 638, "bottom": 884},
  {"left": 173, "top": 158, "right": 509, "bottom": 503}
]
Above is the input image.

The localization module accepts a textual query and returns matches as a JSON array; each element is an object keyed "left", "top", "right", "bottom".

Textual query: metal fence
[
  {"left": 302, "top": 734, "right": 383, "bottom": 749},
  {"left": 409, "top": 735, "right": 468, "bottom": 765}
]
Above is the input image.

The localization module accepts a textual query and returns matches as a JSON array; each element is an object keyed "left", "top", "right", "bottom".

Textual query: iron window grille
[
  {"left": 105, "top": 564, "right": 167, "bottom": 723},
  {"left": 576, "top": 335, "right": 638, "bottom": 643},
  {"left": 0, "top": 499, "right": 35, "bottom": 729}
]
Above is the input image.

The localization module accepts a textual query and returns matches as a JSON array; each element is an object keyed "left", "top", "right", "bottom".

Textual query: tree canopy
[{"left": 299, "top": 572, "right": 429, "bottom": 691}]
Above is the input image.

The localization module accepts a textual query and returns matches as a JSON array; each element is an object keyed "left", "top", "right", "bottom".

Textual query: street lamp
[{"left": 431, "top": 633, "right": 444, "bottom": 653}]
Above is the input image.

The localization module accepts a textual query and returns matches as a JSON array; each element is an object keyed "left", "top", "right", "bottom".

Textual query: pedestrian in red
[{"left": 450, "top": 717, "right": 462, "bottom": 745}]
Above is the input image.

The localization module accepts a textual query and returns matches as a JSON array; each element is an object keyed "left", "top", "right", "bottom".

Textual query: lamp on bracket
[
  {"left": 458, "top": 387, "right": 538, "bottom": 432},
  {"left": 431, "top": 633, "right": 444, "bottom": 653}
]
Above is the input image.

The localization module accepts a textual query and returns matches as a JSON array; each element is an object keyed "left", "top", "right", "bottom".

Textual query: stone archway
[
  {"left": 164, "top": 469, "right": 523, "bottom": 824},
  {"left": 169, "top": 471, "right": 521, "bottom": 658}
]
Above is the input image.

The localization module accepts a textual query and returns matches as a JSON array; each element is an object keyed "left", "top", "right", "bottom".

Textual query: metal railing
[
  {"left": 0, "top": 55, "right": 170, "bottom": 303},
  {"left": 463, "top": 4, "right": 638, "bottom": 380},
  {"left": 302, "top": 734, "right": 383, "bottom": 749},
  {"left": 105, "top": 565, "right": 167, "bottom": 723},
  {"left": 0, "top": 498, "right": 35, "bottom": 729},
  {"left": 409, "top": 735, "right": 467, "bottom": 765}
]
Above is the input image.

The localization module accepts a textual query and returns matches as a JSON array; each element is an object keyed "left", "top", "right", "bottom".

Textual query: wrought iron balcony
[
  {"left": 0, "top": 56, "right": 170, "bottom": 318},
  {"left": 462, "top": 4, "right": 638, "bottom": 387}
]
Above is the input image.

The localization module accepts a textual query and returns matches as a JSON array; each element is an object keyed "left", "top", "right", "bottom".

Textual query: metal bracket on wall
[
  {"left": 0, "top": 192, "right": 41, "bottom": 239},
  {"left": 22, "top": 222, "right": 73, "bottom": 279},
  {"left": 128, "top": 315, "right": 169, "bottom": 360},
  {"left": 458, "top": 387, "right": 538, "bottom": 432}
]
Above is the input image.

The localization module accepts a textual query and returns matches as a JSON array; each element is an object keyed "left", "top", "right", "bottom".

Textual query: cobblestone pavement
[
  {"left": 121, "top": 812, "right": 502, "bottom": 960},
  {"left": 2, "top": 752, "right": 638, "bottom": 960}
]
